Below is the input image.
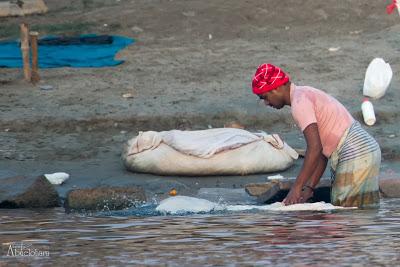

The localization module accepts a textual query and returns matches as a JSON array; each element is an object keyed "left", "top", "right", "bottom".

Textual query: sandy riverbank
[{"left": 1, "top": 0, "right": 399, "bottom": 202}]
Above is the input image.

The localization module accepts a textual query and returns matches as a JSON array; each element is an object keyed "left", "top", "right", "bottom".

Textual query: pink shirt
[{"left": 290, "top": 83, "right": 354, "bottom": 157}]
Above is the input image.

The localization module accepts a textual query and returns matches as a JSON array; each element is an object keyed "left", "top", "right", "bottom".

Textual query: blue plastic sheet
[{"left": 0, "top": 35, "right": 134, "bottom": 68}]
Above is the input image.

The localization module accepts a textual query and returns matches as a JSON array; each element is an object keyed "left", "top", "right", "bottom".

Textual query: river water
[{"left": 1, "top": 198, "right": 399, "bottom": 266}]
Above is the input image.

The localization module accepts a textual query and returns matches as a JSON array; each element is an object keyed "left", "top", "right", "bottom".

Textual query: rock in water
[
  {"left": 0, "top": 175, "right": 60, "bottom": 208},
  {"left": 379, "top": 178, "right": 400, "bottom": 198},
  {"left": 65, "top": 186, "right": 146, "bottom": 212}
]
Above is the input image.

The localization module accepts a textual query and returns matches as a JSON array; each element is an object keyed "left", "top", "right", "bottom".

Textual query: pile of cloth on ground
[{"left": 122, "top": 128, "right": 299, "bottom": 176}]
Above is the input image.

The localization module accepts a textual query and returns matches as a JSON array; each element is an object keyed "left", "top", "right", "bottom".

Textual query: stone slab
[
  {"left": 245, "top": 181, "right": 280, "bottom": 203},
  {"left": 197, "top": 187, "right": 257, "bottom": 204},
  {"left": 245, "top": 178, "right": 331, "bottom": 204}
]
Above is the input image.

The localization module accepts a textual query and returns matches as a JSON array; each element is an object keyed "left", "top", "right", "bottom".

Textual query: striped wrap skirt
[{"left": 330, "top": 121, "right": 381, "bottom": 208}]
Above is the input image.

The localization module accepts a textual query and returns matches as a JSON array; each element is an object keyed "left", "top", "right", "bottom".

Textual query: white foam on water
[{"left": 155, "top": 196, "right": 351, "bottom": 214}]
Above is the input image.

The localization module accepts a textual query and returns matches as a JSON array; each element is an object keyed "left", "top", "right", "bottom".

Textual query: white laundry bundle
[{"left": 122, "top": 128, "right": 298, "bottom": 176}]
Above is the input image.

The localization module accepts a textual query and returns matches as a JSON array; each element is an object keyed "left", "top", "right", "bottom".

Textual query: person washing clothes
[{"left": 252, "top": 63, "right": 381, "bottom": 208}]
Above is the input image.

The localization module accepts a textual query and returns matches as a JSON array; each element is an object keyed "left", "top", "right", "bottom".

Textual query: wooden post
[
  {"left": 20, "top": 23, "right": 31, "bottom": 82},
  {"left": 29, "top": 31, "right": 40, "bottom": 84}
]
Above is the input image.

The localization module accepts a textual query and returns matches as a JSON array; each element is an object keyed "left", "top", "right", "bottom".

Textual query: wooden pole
[
  {"left": 29, "top": 31, "right": 40, "bottom": 84},
  {"left": 20, "top": 23, "right": 31, "bottom": 82}
]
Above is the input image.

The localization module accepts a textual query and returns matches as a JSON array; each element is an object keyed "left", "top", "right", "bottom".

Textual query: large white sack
[
  {"left": 128, "top": 128, "right": 285, "bottom": 158},
  {"left": 122, "top": 128, "right": 298, "bottom": 176},
  {"left": 363, "top": 58, "right": 392, "bottom": 99}
]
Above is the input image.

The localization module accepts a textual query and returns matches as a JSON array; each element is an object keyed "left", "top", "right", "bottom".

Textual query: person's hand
[{"left": 283, "top": 186, "right": 304, "bottom": 205}]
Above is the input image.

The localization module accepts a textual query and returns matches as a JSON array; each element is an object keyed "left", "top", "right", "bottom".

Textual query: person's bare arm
[
  {"left": 283, "top": 123, "right": 326, "bottom": 205},
  {"left": 300, "top": 152, "right": 328, "bottom": 202}
]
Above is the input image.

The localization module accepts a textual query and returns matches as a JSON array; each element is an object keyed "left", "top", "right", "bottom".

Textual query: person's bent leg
[
  {"left": 331, "top": 150, "right": 380, "bottom": 208},
  {"left": 330, "top": 122, "right": 381, "bottom": 208}
]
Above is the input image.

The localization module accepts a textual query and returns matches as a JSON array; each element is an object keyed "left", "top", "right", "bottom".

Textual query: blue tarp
[{"left": 0, "top": 34, "right": 134, "bottom": 68}]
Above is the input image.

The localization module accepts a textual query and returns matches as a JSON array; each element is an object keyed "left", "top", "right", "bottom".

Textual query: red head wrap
[
  {"left": 387, "top": 0, "right": 399, "bottom": 14},
  {"left": 252, "top": 63, "right": 290, "bottom": 95}
]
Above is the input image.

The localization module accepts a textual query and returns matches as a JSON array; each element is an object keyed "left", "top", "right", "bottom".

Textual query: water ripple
[{"left": 0, "top": 199, "right": 399, "bottom": 266}]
